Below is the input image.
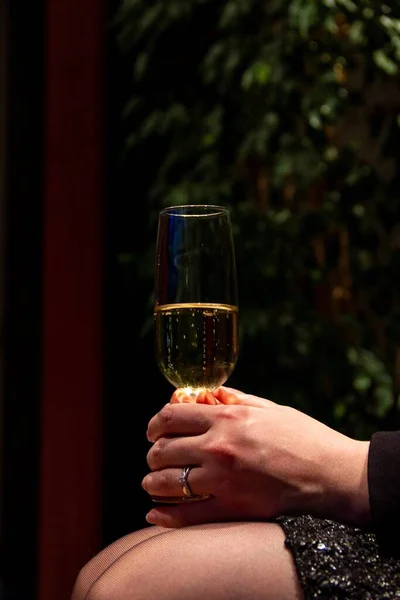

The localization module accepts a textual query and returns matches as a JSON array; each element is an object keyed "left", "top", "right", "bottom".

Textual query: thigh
[
  {"left": 76, "top": 522, "right": 303, "bottom": 600},
  {"left": 72, "top": 526, "right": 167, "bottom": 600}
]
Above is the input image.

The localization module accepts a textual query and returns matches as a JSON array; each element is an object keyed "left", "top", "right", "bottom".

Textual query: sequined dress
[
  {"left": 275, "top": 430, "right": 400, "bottom": 599},
  {"left": 277, "top": 515, "right": 400, "bottom": 599}
]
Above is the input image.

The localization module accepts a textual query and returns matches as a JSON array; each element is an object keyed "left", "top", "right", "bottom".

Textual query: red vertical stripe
[{"left": 39, "top": 0, "right": 104, "bottom": 598}]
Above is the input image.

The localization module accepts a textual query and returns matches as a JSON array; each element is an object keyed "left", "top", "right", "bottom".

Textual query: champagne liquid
[{"left": 154, "top": 303, "right": 238, "bottom": 395}]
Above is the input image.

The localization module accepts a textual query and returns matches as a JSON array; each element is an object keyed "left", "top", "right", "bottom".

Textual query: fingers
[
  {"left": 197, "top": 390, "right": 218, "bottom": 404},
  {"left": 146, "top": 432, "right": 208, "bottom": 471},
  {"left": 142, "top": 465, "right": 210, "bottom": 500},
  {"left": 147, "top": 402, "right": 214, "bottom": 442},
  {"left": 214, "top": 386, "right": 273, "bottom": 408},
  {"left": 170, "top": 389, "right": 197, "bottom": 404},
  {"left": 170, "top": 389, "right": 217, "bottom": 404},
  {"left": 170, "top": 386, "right": 270, "bottom": 407},
  {"left": 144, "top": 496, "right": 255, "bottom": 528},
  {"left": 170, "top": 387, "right": 269, "bottom": 407},
  {"left": 152, "top": 388, "right": 271, "bottom": 445},
  {"left": 145, "top": 497, "right": 222, "bottom": 528},
  {"left": 212, "top": 387, "right": 243, "bottom": 404}
]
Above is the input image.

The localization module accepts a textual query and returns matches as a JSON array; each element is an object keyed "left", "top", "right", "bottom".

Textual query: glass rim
[{"left": 159, "top": 204, "right": 230, "bottom": 218}]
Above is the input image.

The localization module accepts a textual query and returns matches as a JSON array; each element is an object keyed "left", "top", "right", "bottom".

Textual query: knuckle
[
  {"left": 206, "top": 436, "right": 237, "bottom": 466},
  {"left": 158, "top": 403, "right": 175, "bottom": 425},
  {"left": 147, "top": 438, "right": 167, "bottom": 468},
  {"left": 223, "top": 403, "right": 250, "bottom": 421}
]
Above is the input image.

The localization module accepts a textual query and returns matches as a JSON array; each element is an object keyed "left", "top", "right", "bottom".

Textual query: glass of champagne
[{"left": 154, "top": 204, "right": 239, "bottom": 399}]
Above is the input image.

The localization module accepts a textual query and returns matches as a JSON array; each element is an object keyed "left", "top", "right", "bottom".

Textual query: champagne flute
[{"left": 154, "top": 204, "right": 239, "bottom": 399}]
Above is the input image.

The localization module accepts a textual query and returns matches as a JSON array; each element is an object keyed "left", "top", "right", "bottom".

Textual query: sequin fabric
[{"left": 277, "top": 515, "right": 400, "bottom": 599}]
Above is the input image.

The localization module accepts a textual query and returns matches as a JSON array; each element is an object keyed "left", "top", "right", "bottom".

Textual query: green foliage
[{"left": 116, "top": 0, "right": 400, "bottom": 437}]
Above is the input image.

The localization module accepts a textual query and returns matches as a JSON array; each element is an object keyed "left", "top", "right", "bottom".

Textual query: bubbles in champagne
[{"left": 154, "top": 303, "right": 238, "bottom": 394}]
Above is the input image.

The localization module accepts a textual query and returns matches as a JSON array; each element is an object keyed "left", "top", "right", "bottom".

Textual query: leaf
[
  {"left": 115, "top": 0, "right": 400, "bottom": 439},
  {"left": 353, "top": 374, "right": 371, "bottom": 393},
  {"left": 241, "top": 60, "right": 272, "bottom": 90},
  {"left": 374, "top": 386, "right": 394, "bottom": 417},
  {"left": 373, "top": 49, "right": 398, "bottom": 75}
]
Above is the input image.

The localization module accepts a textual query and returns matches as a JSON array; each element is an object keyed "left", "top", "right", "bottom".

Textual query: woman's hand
[{"left": 142, "top": 386, "right": 371, "bottom": 529}]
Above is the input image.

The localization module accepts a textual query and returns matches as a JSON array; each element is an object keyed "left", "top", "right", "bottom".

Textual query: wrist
[{"left": 311, "top": 438, "right": 371, "bottom": 526}]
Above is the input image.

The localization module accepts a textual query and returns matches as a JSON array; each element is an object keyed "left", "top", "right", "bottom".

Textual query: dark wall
[
  {"left": 2, "top": 4, "right": 167, "bottom": 595},
  {"left": 2, "top": 1, "right": 44, "bottom": 598},
  {"left": 3, "top": 1, "right": 104, "bottom": 598}
]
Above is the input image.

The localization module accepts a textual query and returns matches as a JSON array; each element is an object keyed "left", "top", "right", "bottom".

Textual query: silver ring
[
  {"left": 179, "top": 466, "right": 195, "bottom": 498},
  {"left": 178, "top": 466, "right": 212, "bottom": 503}
]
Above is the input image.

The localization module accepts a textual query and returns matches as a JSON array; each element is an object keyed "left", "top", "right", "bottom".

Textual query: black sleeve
[{"left": 368, "top": 431, "right": 400, "bottom": 558}]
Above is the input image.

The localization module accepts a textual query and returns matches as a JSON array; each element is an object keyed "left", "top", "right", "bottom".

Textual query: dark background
[
  {"left": 2, "top": 1, "right": 169, "bottom": 598},
  {"left": 2, "top": 1, "right": 400, "bottom": 599},
  {"left": 102, "top": 0, "right": 174, "bottom": 544}
]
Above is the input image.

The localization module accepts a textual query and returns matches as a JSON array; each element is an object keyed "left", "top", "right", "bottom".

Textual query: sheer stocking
[{"left": 71, "top": 522, "right": 303, "bottom": 600}]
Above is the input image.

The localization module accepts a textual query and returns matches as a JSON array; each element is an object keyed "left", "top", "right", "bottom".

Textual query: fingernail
[{"left": 146, "top": 511, "right": 156, "bottom": 524}]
